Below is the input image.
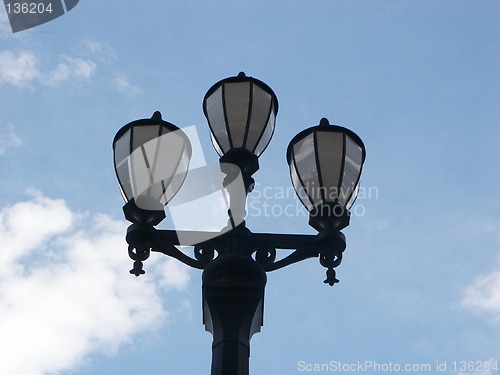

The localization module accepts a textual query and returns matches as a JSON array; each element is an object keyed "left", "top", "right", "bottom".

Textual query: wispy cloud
[
  {"left": 113, "top": 73, "right": 144, "bottom": 96},
  {"left": 0, "top": 50, "right": 96, "bottom": 87},
  {"left": 45, "top": 56, "right": 96, "bottom": 85},
  {"left": 0, "top": 123, "right": 22, "bottom": 155},
  {"left": 83, "top": 41, "right": 117, "bottom": 62},
  {"left": 0, "top": 44, "right": 141, "bottom": 97},
  {"left": 462, "top": 257, "right": 500, "bottom": 322},
  {"left": 0, "top": 50, "right": 40, "bottom": 86},
  {"left": 0, "top": 191, "right": 190, "bottom": 375},
  {"left": 82, "top": 42, "right": 142, "bottom": 97}
]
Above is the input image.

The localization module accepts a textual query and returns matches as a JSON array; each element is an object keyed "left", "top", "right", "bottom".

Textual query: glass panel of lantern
[
  {"left": 203, "top": 73, "right": 278, "bottom": 157},
  {"left": 287, "top": 119, "right": 366, "bottom": 213},
  {"left": 113, "top": 115, "right": 192, "bottom": 211}
]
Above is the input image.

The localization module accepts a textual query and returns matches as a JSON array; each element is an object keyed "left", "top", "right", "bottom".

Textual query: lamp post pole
[
  {"left": 203, "top": 255, "right": 266, "bottom": 375},
  {"left": 113, "top": 72, "right": 366, "bottom": 375}
]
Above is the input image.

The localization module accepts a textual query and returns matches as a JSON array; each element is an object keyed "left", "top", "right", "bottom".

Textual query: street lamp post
[{"left": 112, "top": 72, "right": 366, "bottom": 375}]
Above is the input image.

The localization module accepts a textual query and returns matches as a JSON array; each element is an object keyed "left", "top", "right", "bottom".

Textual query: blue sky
[{"left": 0, "top": 1, "right": 499, "bottom": 374}]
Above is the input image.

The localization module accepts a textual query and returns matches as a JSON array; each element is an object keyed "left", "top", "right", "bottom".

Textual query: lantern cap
[
  {"left": 203, "top": 72, "right": 279, "bottom": 115},
  {"left": 286, "top": 119, "right": 366, "bottom": 165},
  {"left": 151, "top": 111, "right": 162, "bottom": 120},
  {"left": 319, "top": 117, "right": 330, "bottom": 127},
  {"left": 112, "top": 111, "right": 184, "bottom": 148}
]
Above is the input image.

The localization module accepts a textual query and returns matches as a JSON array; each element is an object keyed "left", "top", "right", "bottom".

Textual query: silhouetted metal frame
[{"left": 116, "top": 80, "right": 366, "bottom": 374}]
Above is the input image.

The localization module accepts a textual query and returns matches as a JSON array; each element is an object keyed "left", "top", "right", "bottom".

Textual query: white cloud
[
  {"left": 0, "top": 123, "right": 22, "bottom": 155},
  {"left": 152, "top": 258, "right": 191, "bottom": 290},
  {"left": 0, "top": 50, "right": 96, "bottom": 87},
  {"left": 462, "top": 260, "right": 500, "bottom": 322},
  {"left": 84, "top": 42, "right": 145, "bottom": 97},
  {"left": 0, "top": 45, "right": 141, "bottom": 95},
  {"left": 0, "top": 191, "right": 190, "bottom": 375},
  {"left": 113, "top": 73, "right": 143, "bottom": 96},
  {"left": 0, "top": 50, "right": 40, "bottom": 86},
  {"left": 83, "top": 41, "right": 117, "bottom": 62},
  {"left": 45, "top": 56, "right": 96, "bottom": 85}
]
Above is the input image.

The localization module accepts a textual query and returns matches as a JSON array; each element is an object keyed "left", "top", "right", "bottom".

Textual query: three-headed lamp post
[{"left": 112, "top": 72, "right": 366, "bottom": 375}]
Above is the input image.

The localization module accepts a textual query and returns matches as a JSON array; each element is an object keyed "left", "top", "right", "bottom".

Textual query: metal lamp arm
[
  {"left": 152, "top": 230, "right": 320, "bottom": 268},
  {"left": 259, "top": 246, "right": 318, "bottom": 271},
  {"left": 126, "top": 225, "right": 345, "bottom": 285},
  {"left": 249, "top": 232, "right": 318, "bottom": 271},
  {"left": 150, "top": 242, "right": 206, "bottom": 270},
  {"left": 126, "top": 226, "right": 209, "bottom": 273}
]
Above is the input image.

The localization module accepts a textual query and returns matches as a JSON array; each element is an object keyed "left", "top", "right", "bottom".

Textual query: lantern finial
[
  {"left": 237, "top": 71, "right": 246, "bottom": 78},
  {"left": 152, "top": 111, "right": 162, "bottom": 120},
  {"left": 319, "top": 118, "right": 330, "bottom": 126}
]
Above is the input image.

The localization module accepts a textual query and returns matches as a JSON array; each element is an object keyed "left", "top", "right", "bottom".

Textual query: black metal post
[{"left": 202, "top": 255, "right": 266, "bottom": 375}]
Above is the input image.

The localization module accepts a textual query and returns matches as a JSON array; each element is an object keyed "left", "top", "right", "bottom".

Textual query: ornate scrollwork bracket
[
  {"left": 194, "top": 242, "right": 218, "bottom": 267},
  {"left": 125, "top": 222, "right": 347, "bottom": 286}
]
